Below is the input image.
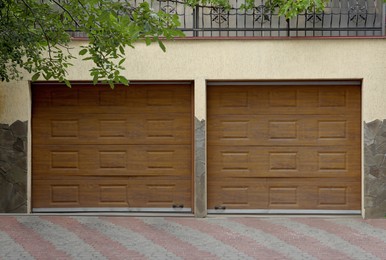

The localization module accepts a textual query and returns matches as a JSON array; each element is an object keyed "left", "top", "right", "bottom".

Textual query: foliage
[
  {"left": 0, "top": 0, "right": 183, "bottom": 87},
  {"left": 0, "top": 0, "right": 330, "bottom": 87},
  {"left": 242, "top": 0, "right": 329, "bottom": 19}
]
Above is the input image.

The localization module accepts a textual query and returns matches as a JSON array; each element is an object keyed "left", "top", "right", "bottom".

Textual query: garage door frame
[
  {"left": 31, "top": 81, "right": 195, "bottom": 214},
  {"left": 206, "top": 80, "right": 362, "bottom": 215}
]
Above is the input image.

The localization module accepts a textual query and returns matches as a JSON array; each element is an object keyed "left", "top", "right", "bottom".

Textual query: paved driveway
[{"left": 0, "top": 216, "right": 385, "bottom": 259}]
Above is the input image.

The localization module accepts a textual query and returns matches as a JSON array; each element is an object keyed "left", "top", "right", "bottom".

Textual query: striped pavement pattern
[{"left": 0, "top": 216, "right": 385, "bottom": 259}]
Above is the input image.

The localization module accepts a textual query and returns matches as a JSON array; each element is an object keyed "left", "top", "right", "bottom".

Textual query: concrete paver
[{"left": 0, "top": 216, "right": 385, "bottom": 259}]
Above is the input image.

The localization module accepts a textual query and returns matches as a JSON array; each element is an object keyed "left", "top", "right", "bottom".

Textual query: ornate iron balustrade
[
  {"left": 46, "top": 0, "right": 385, "bottom": 37},
  {"left": 131, "top": 0, "right": 384, "bottom": 37}
]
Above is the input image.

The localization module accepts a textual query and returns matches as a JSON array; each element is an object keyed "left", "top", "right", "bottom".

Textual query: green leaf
[
  {"left": 109, "top": 81, "right": 115, "bottom": 89},
  {"left": 79, "top": 49, "right": 88, "bottom": 56},
  {"left": 118, "top": 76, "right": 129, "bottom": 86},
  {"left": 31, "top": 72, "right": 40, "bottom": 81},
  {"left": 64, "top": 79, "right": 71, "bottom": 88},
  {"left": 158, "top": 40, "right": 166, "bottom": 52},
  {"left": 119, "top": 45, "right": 125, "bottom": 55},
  {"left": 43, "top": 72, "right": 52, "bottom": 80},
  {"left": 93, "top": 74, "right": 99, "bottom": 85},
  {"left": 118, "top": 58, "right": 126, "bottom": 65},
  {"left": 145, "top": 37, "right": 152, "bottom": 46}
]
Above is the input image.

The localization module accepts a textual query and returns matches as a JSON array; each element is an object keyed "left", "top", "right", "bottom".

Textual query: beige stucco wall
[{"left": 0, "top": 81, "right": 30, "bottom": 124}]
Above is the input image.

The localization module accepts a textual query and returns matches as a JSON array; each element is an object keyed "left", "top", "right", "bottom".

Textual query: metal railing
[
  {"left": 50, "top": 0, "right": 385, "bottom": 37},
  {"left": 130, "top": 0, "right": 384, "bottom": 37}
]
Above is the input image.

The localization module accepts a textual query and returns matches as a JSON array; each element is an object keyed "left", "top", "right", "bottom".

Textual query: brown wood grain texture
[
  {"left": 32, "top": 83, "right": 192, "bottom": 209},
  {"left": 207, "top": 85, "right": 361, "bottom": 210}
]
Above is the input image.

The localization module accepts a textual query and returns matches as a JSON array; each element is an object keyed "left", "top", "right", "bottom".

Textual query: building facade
[{"left": 0, "top": 0, "right": 386, "bottom": 218}]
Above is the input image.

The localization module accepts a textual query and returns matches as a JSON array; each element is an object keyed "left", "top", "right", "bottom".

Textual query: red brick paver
[
  {"left": 44, "top": 216, "right": 145, "bottom": 259},
  {"left": 234, "top": 217, "right": 349, "bottom": 259},
  {"left": 0, "top": 217, "right": 69, "bottom": 259},
  {"left": 0, "top": 216, "right": 385, "bottom": 259}
]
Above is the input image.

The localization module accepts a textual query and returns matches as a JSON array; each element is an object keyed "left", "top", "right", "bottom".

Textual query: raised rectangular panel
[
  {"left": 51, "top": 185, "right": 79, "bottom": 203},
  {"left": 269, "top": 152, "right": 297, "bottom": 170},
  {"left": 51, "top": 90, "right": 78, "bottom": 106},
  {"left": 99, "top": 90, "right": 125, "bottom": 106},
  {"left": 99, "top": 185, "right": 128, "bottom": 203},
  {"left": 318, "top": 187, "right": 347, "bottom": 205},
  {"left": 269, "top": 187, "right": 298, "bottom": 205},
  {"left": 147, "top": 120, "right": 173, "bottom": 138},
  {"left": 99, "top": 120, "right": 126, "bottom": 137},
  {"left": 319, "top": 89, "right": 346, "bottom": 107},
  {"left": 147, "top": 90, "right": 173, "bottom": 106},
  {"left": 147, "top": 150, "right": 174, "bottom": 170},
  {"left": 51, "top": 120, "right": 78, "bottom": 137},
  {"left": 318, "top": 121, "right": 346, "bottom": 139},
  {"left": 99, "top": 151, "right": 127, "bottom": 169},
  {"left": 269, "top": 121, "right": 297, "bottom": 139},
  {"left": 221, "top": 186, "right": 249, "bottom": 206},
  {"left": 221, "top": 152, "right": 249, "bottom": 172},
  {"left": 51, "top": 152, "right": 79, "bottom": 169},
  {"left": 219, "top": 91, "right": 248, "bottom": 107},
  {"left": 221, "top": 121, "right": 249, "bottom": 139},
  {"left": 318, "top": 152, "right": 347, "bottom": 170},
  {"left": 146, "top": 185, "right": 174, "bottom": 204},
  {"left": 269, "top": 89, "right": 297, "bottom": 107}
]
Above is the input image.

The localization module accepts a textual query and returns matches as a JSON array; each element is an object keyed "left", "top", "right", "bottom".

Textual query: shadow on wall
[
  {"left": 364, "top": 119, "right": 386, "bottom": 218},
  {"left": 0, "top": 120, "right": 27, "bottom": 213}
]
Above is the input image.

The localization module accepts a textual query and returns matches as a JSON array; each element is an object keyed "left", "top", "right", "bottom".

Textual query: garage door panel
[
  {"left": 33, "top": 177, "right": 191, "bottom": 208},
  {"left": 208, "top": 115, "right": 252, "bottom": 144},
  {"left": 34, "top": 106, "right": 191, "bottom": 115},
  {"left": 208, "top": 85, "right": 360, "bottom": 116},
  {"left": 33, "top": 145, "right": 191, "bottom": 178},
  {"left": 209, "top": 146, "right": 360, "bottom": 178},
  {"left": 33, "top": 85, "right": 191, "bottom": 115},
  {"left": 209, "top": 177, "right": 360, "bottom": 210},
  {"left": 266, "top": 178, "right": 361, "bottom": 210},
  {"left": 33, "top": 113, "right": 191, "bottom": 145},
  {"left": 208, "top": 178, "right": 268, "bottom": 209},
  {"left": 126, "top": 146, "right": 191, "bottom": 177},
  {"left": 128, "top": 178, "right": 191, "bottom": 208},
  {"left": 208, "top": 114, "right": 360, "bottom": 146}
]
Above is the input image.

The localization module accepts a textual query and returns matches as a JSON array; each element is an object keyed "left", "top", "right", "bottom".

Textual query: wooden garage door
[
  {"left": 208, "top": 83, "right": 361, "bottom": 212},
  {"left": 32, "top": 83, "right": 192, "bottom": 212}
]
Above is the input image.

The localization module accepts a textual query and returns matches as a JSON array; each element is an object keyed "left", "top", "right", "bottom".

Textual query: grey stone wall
[
  {"left": 0, "top": 121, "right": 27, "bottom": 213},
  {"left": 194, "top": 118, "right": 206, "bottom": 217},
  {"left": 364, "top": 119, "right": 386, "bottom": 218}
]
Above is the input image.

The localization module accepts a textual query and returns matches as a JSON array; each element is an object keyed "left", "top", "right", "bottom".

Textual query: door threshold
[
  {"left": 207, "top": 209, "right": 361, "bottom": 215},
  {"left": 31, "top": 207, "right": 193, "bottom": 216}
]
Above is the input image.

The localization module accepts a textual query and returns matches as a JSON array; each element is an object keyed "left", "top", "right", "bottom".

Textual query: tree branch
[
  {"left": 19, "top": 0, "right": 53, "bottom": 60},
  {"left": 51, "top": 0, "right": 80, "bottom": 27}
]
